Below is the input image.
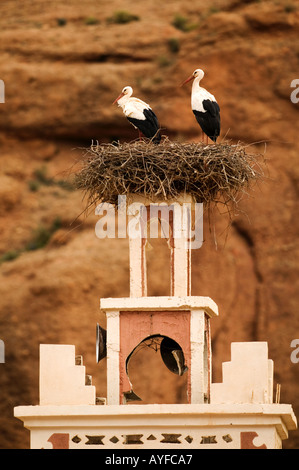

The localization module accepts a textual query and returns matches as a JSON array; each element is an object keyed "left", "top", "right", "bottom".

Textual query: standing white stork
[
  {"left": 181, "top": 69, "right": 220, "bottom": 143},
  {"left": 113, "top": 86, "right": 161, "bottom": 144}
]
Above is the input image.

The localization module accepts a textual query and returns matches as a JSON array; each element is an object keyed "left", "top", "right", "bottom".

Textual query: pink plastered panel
[{"left": 119, "top": 310, "right": 191, "bottom": 403}]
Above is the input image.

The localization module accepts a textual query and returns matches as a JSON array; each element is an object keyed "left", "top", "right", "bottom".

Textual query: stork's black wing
[
  {"left": 202, "top": 99, "right": 220, "bottom": 117},
  {"left": 127, "top": 107, "right": 161, "bottom": 144},
  {"left": 193, "top": 99, "right": 220, "bottom": 142},
  {"left": 143, "top": 108, "right": 161, "bottom": 143}
]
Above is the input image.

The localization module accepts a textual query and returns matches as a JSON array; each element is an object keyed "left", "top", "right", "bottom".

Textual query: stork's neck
[
  {"left": 192, "top": 76, "right": 202, "bottom": 94},
  {"left": 117, "top": 94, "right": 130, "bottom": 108}
]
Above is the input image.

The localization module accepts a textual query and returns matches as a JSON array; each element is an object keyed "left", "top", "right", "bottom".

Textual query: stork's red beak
[
  {"left": 180, "top": 75, "right": 194, "bottom": 87},
  {"left": 113, "top": 92, "right": 124, "bottom": 104}
]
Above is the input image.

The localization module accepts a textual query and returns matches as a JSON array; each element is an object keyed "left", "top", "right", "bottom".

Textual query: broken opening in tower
[{"left": 124, "top": 334, "right": 189, "bottom": 404}]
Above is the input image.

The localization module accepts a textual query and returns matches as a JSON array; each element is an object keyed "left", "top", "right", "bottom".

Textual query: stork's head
[
  {"left": 181, "top": 69, "right": 204, "bottom": 86},
  {"left": 113, "top": 86, "right": 133, "bottom": 104}
]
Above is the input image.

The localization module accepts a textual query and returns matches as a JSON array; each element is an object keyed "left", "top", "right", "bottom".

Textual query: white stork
[
  {"left": 113, "top": 86, "right": 161, "bottom": 144},
  {"left": 181, "top": 69, "right": 220, "bottom": 144}
]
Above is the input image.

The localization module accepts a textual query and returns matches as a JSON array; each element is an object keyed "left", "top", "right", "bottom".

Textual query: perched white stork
[
  {"left": 181, "top": 69, "right": 220, "bottom": 143},
  {"left": 113, "top": 86, "right": 161, "bottom": 144}
]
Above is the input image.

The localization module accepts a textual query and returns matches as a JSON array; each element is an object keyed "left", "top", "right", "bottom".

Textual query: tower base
[{"left": 14, "top": 403, "right": 296, "bottom": 449}]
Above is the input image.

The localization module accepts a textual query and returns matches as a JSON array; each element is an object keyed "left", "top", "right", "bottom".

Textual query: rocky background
[{"left": 0, "top": 0, "right": 299, "bottom": 449}]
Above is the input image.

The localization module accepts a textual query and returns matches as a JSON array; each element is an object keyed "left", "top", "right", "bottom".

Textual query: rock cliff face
[{"left": 0, "top": 0, "right": 299, "bottom": 449}]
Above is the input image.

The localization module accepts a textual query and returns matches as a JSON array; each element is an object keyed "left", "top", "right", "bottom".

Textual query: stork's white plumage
[
  {"left": 113, "top": 86, "right": 161, "bottom": 144},
  {"left": 181, "top": 69, "right": 220, "bottom": 143}
]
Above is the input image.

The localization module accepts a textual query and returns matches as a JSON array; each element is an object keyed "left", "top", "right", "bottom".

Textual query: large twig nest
[{"left": 74, "top": 137, "right": 265, "bottom": 215}]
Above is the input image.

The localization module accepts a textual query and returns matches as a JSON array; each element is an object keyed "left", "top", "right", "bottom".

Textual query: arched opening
[
  {"left": 144, "top": 207, "right": 173, "bottom": 297},
  {"left": 124, "top": 335, "right": 188, "bottom": 404}
]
